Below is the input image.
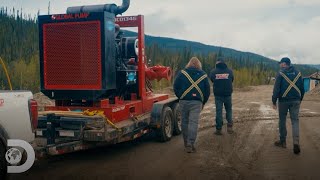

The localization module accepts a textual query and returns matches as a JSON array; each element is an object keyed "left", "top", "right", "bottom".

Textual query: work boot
[
  {"left": 185, "top": 146, "right": 193, "bottom": 153},
  {"left": 274, "top": 140, "right": 286, "bottom": 148},
  {"left": 227, "top": 126, "right": 234, "bottom": 134},
  {"left": 293, "top": 144, "right": 301, "bottom": 155},
  {"left": 215, "top": 129, "right": 222, "bottom": 136}
]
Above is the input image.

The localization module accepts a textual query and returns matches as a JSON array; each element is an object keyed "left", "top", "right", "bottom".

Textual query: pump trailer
[{"left": 34, "top": 0, "right": 182, "bottom": 157}]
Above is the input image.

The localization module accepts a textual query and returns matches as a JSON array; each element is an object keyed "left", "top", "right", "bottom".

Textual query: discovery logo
[{"left": 5, "top": 139, "right": 35, "bottom": 173}]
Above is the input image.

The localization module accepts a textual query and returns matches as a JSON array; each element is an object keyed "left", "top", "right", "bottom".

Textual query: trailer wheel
[
  {"left": 156, "top": 106, "right": 174, "bottom": 142},
  {"left": 172, "top": 103, "right": 182, "bottom": 135},
  {"left": 0, "top": 141, "right": 7, "bottom": 180}
]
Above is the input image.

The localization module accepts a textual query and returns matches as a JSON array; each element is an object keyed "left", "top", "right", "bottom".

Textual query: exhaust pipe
[
  {"left": 67, "top": 0, "right": 130, "bottom": 15},
  {"left": 116, "top": 0, "right": 130, "bottom": 15}
]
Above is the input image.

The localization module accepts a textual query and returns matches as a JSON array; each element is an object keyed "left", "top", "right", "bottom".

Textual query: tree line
[
  {"left": 147, "top": 45, "right": 275, "bottom": 89},
  {"left": 0, "top": 8, "right": 316, "bottom": 92}
]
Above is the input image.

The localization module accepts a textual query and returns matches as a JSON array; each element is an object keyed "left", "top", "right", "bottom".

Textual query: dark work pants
[
  {"left": 215, "top": 95, "right": 233, "bottom": 130},
  {"left": 179, "top": 100, "right": 202, "bottom": 147},
  {"left": 278, "top": 101, "right": 301, "bottom": 145}
]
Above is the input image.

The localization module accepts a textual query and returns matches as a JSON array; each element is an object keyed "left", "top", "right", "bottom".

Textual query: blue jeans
[
  {"left": 179, "top": 100, "right": 202, "bottom": 147},
  {"left": 278, "top": 101, "right": 301, "bottom": 145},
  {"left": 215, "top": 96, "right": 233, "bottom": 130}
]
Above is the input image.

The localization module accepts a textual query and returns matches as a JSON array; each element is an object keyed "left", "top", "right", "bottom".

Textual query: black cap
[{"left": 279, "top": 57, "right": 291, "bottom": 65}]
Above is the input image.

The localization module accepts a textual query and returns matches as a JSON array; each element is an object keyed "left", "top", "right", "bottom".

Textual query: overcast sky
[{"left": 1, "top": 0, "right": 320, "bottom": 64}]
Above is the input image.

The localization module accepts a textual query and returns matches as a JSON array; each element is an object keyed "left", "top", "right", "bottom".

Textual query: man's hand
[{"left": 273, "top": 104, "right": 277, "bottom": 110}]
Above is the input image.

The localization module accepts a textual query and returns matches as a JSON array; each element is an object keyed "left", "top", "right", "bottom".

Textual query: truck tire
[
  {"left": 172, "top": 103, "right": 182, "bottom": 135},
  {"left": 0, "top": 141, "right": 7, "bottom": 180},
  {"left": 156, "top": 106, "right": 174, "bottom": 142}
]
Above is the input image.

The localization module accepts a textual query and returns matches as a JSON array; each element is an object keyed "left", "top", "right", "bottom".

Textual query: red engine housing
[{"left": 42, "top": 14, "right": 171, "bottom": 123}]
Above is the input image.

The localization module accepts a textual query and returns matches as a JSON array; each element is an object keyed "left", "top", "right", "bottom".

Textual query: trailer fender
[{"left": 150, "top": 97, "right": 178, "bottom": 128}]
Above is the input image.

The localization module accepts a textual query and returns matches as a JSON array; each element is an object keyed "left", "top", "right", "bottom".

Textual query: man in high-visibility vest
[
  {"left": 272, "top": 57, "right": 305, "bottom": 154},
  {"left": 174, "top": 57, "right": 210, "bottom": 153}
]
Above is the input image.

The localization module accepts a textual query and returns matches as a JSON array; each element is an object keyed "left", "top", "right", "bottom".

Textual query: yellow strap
[
  {"left": 180, "top": 70, "right": 207, "bottom": 102},
  {"left": 280, "top": 72, "right": 301, "bottom": 98},
  {"left": 0, "top": 57, "right": 13, "bottom": 90},
  {"left": 83, "top": 109, "right": 121, "bottom": 132}
]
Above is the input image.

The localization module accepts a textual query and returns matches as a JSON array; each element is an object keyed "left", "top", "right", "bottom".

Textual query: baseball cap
[{"left": 279, "top": 57, "right": 291, "bottom": 65}]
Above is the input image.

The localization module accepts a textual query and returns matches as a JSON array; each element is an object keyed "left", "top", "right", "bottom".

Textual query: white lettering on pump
[
  {"left": 115, "top": 16, "right": 137, "bottom": 22},
  {"left": 112, "top": 106, "right": 126, "bottom": 113}
]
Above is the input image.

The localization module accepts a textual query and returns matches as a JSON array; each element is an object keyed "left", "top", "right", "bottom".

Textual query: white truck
[{"left": 0, "top": 91, "right": 37, "bottom": 179}]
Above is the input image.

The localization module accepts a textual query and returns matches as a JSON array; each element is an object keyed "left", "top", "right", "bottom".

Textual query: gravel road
[{"left": 9, "top": 85, "right": 320, "bottom": 180}]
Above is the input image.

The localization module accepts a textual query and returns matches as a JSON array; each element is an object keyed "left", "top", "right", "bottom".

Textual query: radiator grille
[{"left": 43, "top": 21, "right": 102, "bottom": 90}]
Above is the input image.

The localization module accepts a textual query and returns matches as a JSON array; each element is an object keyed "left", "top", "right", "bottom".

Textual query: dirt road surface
[{"left": 9, "top": 85, "right": 320, "bottom": 180}]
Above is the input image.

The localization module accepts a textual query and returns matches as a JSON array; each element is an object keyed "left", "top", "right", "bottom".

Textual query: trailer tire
[
  {"left": 0, "top": 139, "right": 7, "bottom": 180},
  {"left": 156, "top": 106, "right": 174, "bottom": 142},
  {"left": 172, "top": 103, "right": 182, "bottom": 135}
]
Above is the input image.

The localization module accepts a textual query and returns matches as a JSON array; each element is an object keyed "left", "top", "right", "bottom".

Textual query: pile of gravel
[{"left": 33, "top": 92, "right": 54, "bottom": 111}]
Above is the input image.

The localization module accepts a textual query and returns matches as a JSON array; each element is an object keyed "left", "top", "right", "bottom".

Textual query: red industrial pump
[{"left": 35, "top": 0, "right": 181, "bottom": 156}]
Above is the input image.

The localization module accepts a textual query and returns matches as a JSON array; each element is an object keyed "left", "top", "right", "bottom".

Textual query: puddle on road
[
  {"left": 300, "top": 109, "right": 319, "bottom": 115},
  {"left": 250, "top": 120, "right": 275, "bottom": 135},
  {"left": 259, "top": 104, "right": 276, "bottom": 119}
]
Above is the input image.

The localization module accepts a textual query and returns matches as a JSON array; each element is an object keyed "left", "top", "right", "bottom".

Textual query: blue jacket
[
  {"left": 209, "top": 63, "right": 234, "bottom": 96},
  {"left": 272, "top": 66, "right": 305, "bottom": 105},
  {"left": 173, "top": 67, "right": 210, "bottom": 105}
]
